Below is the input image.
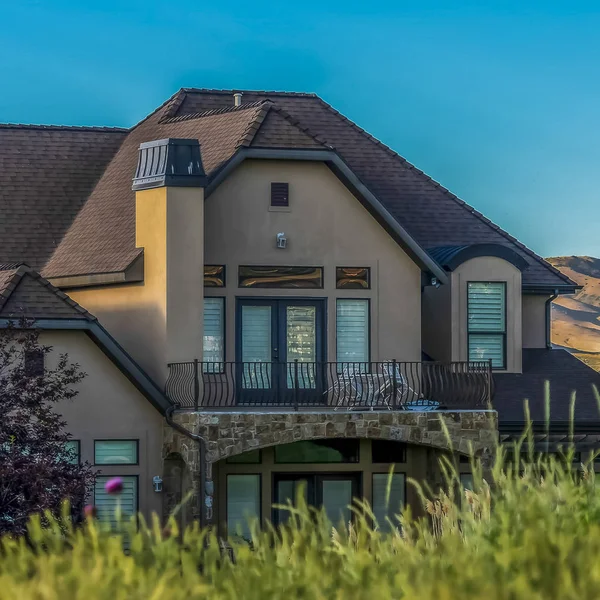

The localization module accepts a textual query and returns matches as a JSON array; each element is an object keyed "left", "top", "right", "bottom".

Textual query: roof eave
[{"left": 0, "top": 317, "right": 171, "bottom": 414}]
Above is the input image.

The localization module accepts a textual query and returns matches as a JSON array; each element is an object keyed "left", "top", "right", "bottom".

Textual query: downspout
[
  {"left": 165, "top": 405, "right": 208, "bottom": 528},
  {"left": 545, "top": 289, "right": 559, "bottom": 349}
]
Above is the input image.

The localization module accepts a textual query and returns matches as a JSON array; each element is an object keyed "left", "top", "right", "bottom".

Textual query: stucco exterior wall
[
  {"left": 40, "top": 330, "right": 165, "bottom": 519},
  {"left": 68, "top": 186, "right": 204, "bottom": 385},
  {"left": 450, "top": 257, "right": 523, "bottom": 373},
  {"left": 204, "top": 159, "right": 422, "bottom": 361},
  {"left": 522, "top": 294, "right": 550, "bottom": 349}
]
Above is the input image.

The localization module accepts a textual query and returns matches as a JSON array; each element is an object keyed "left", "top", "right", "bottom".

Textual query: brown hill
[{"left": 547, "top": 256, "right": 600, "bottom": 371}]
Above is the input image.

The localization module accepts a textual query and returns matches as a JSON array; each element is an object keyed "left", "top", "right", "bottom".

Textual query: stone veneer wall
[{"left": 163, "top": 410, "right": 498, "bottom": 524}]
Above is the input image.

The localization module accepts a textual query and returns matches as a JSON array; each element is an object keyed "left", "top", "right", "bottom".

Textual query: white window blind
[
  {"left": 467, "top": 282, "right": 506, "bottom": 368},
  {"left": 95, "top": 476, "right": 137, "bottom": 528},
  {"left": 336, "top": 299, "right": 369, "bottom": 365},
  {"left": 241, "top": 305, "right": 272, "bottom": 388},
  {"left": 227, "top": 474, "right": 260, "bottom": 540},
  {"left": 372, "top": 473, "right": 405, "bottom": 532},
  {"left": 204, "top": 298, "right": 224, "bottom": 366},
  {"left": 94, "top": 440, "right": 138, "bottom": 465}
]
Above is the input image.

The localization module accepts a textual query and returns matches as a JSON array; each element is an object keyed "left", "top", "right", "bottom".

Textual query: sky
[{"left": 1, "top": 0, "right": 599, "bottom": 259}]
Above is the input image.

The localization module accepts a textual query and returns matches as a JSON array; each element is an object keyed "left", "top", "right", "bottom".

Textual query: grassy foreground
[{"left": 2, "top": 445, "right": 600, "bottom": 599}]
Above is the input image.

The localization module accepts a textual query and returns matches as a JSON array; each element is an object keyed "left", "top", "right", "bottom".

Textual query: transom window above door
[{"left": 238, "top": 266, "right": 323, "bottom": 289}]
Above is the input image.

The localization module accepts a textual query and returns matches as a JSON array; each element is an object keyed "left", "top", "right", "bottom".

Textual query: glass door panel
[
  {"left": 286, "top": 305, "right": 316, "bottom": 388},
  {"left": 274, "top": 477, "right": 311, "bottom": 526},
  {"left": 320, "top": 479, "right": 354, "bottom": 526},
  {"left": 241, "top": 305, "right": 272, "bottom": 389}
]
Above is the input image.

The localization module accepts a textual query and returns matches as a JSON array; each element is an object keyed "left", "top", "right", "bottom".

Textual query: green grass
[{"left": 2, "top": 441, "right": 600, "bottom": 599}]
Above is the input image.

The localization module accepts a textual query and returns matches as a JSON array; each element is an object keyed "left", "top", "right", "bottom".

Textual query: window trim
[
  {"left": 93, "top": 439, "right": 140, "bottom": 466},
  {"left": 335, "top": 298, "right": 371, "bottom": 365},
  {"left": 204, "top": 296, "right": 226, "bottom": 371},
  {"left": 466, "top": 281, "right": 507, "bottom": 370},
  {"left": 226, "top": 473, "right": 262, "bottom": 537},
  {"left": 335, "top": 267, "right": 371, "bottom": 290},
  {"left": 204, "top": 265, "right": 226, "bottom": 288}
]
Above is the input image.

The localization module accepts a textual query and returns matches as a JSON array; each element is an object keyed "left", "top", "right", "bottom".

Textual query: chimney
[
  {"left": 233, "top": 92, "right": 243, "bottom": 107},
  {"left": 132, "top": 138, "right": 206, "bottom": 373}
]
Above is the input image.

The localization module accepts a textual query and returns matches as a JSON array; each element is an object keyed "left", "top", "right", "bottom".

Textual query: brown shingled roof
[
  {"left": 0, "top": 124, "right": 127, "bottom": 271},
  {"left": 1, "top": 88, "right": 575, "bottom": 288},
  {"left": 0, "top": 265, "right": 95, "bottom": 320}
]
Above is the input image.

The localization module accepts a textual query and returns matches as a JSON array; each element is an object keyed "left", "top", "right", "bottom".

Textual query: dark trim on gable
[
  {"left": 0, "top": 317, "right": 171, "bottom": 414},
  {"left": 429, "top": 244, "right": 530, "bottom": 272},
  {"left": 205, "top": 148, "right": 448, "bottom": 284}
]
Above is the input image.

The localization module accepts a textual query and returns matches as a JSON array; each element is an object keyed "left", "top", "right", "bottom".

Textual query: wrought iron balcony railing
[{"left": 165, "top": 360, "right": 493, "bottom": 411}]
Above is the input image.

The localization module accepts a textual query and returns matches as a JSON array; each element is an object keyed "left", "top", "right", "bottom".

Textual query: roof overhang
[
  {"left": 428, "top": 243, "right": 530, "bottom": 272},
  {"left": 206, "top": 147, "right": 449, "bottom": 284},
  {"left": 0, "top": 317, "right": 171, "bottom": 414},
  {"left": 47, "top": 252, "right": 144, "bottom": 290},
  {"left": 522, "top": 283, "right": 581, "bottom": 295}
]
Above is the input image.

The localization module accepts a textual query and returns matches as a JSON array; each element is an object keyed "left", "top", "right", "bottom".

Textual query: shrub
[{"left": 1, "top": 444, "right": 600, "bottom": 599}]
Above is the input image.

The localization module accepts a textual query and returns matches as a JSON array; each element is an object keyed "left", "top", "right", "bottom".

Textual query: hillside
[{"left": 547, "top": 256, "right": 600, "bottom": 371}]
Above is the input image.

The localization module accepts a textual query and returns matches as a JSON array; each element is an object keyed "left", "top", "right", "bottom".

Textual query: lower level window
[
  {"left": 372, "top": 473, "right": 405, "bottom": 532},
  {"left": 94, "top": 476, "right": 138, "bottom": 528},
  {"left": 227, "top": 474, "right": 260, "bottom": 539}
]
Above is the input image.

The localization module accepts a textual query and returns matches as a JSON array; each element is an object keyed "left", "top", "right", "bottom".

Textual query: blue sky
[{"left": 1, "top": 0, "right": 599, "bottom": 258}]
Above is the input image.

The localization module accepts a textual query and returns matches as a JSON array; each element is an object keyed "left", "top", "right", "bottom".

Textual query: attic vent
[
  {"left": 271, "top": 182, "right": 289, "bottom": 207},
  {"left": 132, "top": 138, "right": 207, "bottom": 191}
]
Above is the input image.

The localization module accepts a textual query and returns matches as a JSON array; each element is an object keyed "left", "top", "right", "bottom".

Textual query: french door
[
  {"left": 236, "top": 298, "right": 326, "bottom": 405},
  {"left": 273, "top": 473, "right": 360, "bottom": 526}
]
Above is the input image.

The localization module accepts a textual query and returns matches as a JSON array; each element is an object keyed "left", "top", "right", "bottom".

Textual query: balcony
[{"left": 165, "top": 360, "right": 493, "bottom": 411}]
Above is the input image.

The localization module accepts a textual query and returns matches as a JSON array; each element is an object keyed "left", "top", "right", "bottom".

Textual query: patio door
[
  {"left": 237, "top": 299, "right": 325, "bottom": 405},
  {"left": 273, "top": 473, "right": 360, "bottom": 525}
]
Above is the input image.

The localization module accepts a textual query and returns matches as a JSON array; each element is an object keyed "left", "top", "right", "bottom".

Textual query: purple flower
[
  {"left": 104, "top": 477, "right": 124, "bottom": 495},
  {"left": 84, "top": 504, "right": 97, "bottom": 518}
]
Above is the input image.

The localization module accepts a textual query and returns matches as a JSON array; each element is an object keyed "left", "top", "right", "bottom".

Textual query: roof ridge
[
  {"left": 236, "top": 103, "right": 273, "bottom": 148},
  {"left": 265, "top": 104, "right": 333, "bottom": 149},
  {"left": 159, "top": 100, "right": 269, "bottom": 124},
  {"left": 312, "top": 96, "right": 574, "bottom": 286},
  {"left": 0, "top": 123, "right": 128, "bottom": 132},
  {"left": 181, "top": 87, "right": 319, "bottom": 98}
]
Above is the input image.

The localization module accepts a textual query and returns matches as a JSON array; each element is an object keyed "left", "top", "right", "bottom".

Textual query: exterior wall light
[
  {"left": 152, "top": 475, "right": 163, "bottom": 492},
  {"left": 276, "top": 232, "right": 287, "bottom": 249}
]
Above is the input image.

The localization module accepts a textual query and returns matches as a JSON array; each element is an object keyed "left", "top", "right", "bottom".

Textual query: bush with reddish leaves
[{"left": 0, "top": 324, "right": 94, "bottom": 535}]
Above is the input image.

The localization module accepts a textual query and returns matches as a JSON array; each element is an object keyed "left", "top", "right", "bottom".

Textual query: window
[
  {"left": 95, "top": 476, "right": 138, "bottom": 528},
  {"left": 24, "top": 350, "right": 44, "bottom": 377},
  {"left": 226, "top": 449, "right": 262, "bottom": 464},
  {"left": 372, "top": 440, "right": 406, "bottom": 464},
  {"left": 204, "top": 265, "right": 225, "bottom": 287},
  {"left": 274, "top": 439, "right": 359, "bottom": 464},
  {"left": 239, "top": 266, "right": 323, "bottom": 289},
  {"left": 204, "top": 297, "right": 225, "bottom": 370},
  {"left": 270, "top": 182, "right": 289, "bottom": 207},
  {"left": 336, "top": 299, "right": 369, "bottom": 364},
  {"left": 336, "top": 267, "right": 370, "bottom": 289},
  {"left": 467, "top": 282, "right": 506, "bottom": 369},
  {"left": 372, "top": 473, "right": 405, "bottom": 532},
  {"left": 94, "top": 440, "right": 138, "bottom": 465},
  {"left": 62, "top": 440, "right": 80, "bottom": 465},
  {"left": 227, "top": 474, "right": 260, "bottom": 539}
]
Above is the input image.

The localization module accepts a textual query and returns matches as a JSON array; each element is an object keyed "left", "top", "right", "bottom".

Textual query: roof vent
[
  {"left": 132, "top": 138, "right": 207, "bottom": 191},
  {"left": 233, "top": 92, "right": 243, "bottom": 107}
]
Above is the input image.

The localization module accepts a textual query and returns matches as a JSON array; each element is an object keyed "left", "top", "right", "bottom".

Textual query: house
[{"left": 1, "top": 88, "right": 599, "bottom": 534}]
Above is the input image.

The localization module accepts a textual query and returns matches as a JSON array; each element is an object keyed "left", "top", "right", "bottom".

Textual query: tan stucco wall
[
  {"left": 450, "top": 257, "right": 522, "bottom": 373},
  {"left": 68, "top": 186, "right": 204, "bottom": 384},
  {"left": 522, "top": 294, "right": 549, "bottom": 349},
  {"left": 204, "top": 159, "right": 422, "bottom": 361},
  {"left": 40, "top": 330, "right": 164, "bottom": 519}
]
